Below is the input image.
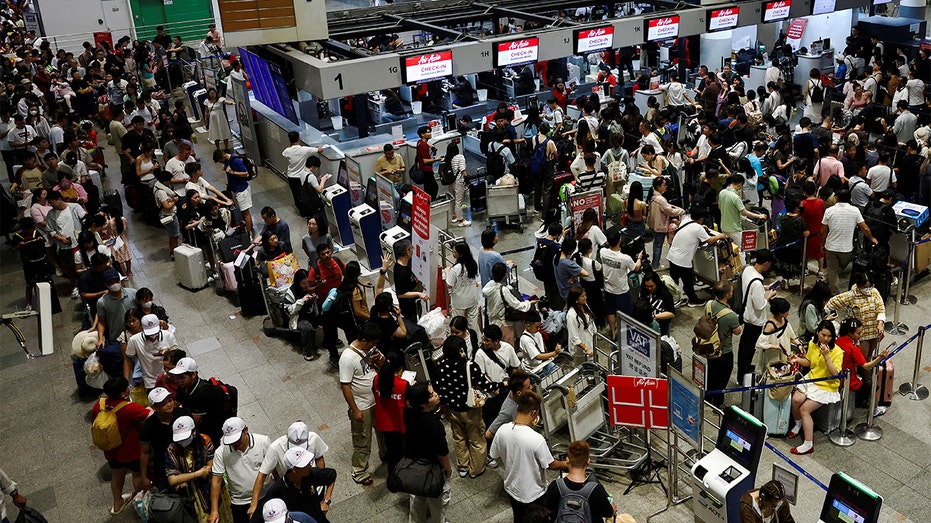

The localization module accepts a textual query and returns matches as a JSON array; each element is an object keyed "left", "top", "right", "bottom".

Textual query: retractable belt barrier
[
  {"left": 704, "top": 374, "right": 845, "bottom": 396},
  {"left": 499, "top": 245, "right": 536, "bottom": 256},
  {"left": 764, "top": 442, "right": 830, "bottom": 492}
]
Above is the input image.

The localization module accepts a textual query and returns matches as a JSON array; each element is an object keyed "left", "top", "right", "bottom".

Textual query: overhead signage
[
  {"left": 644, "top": 15, "right": 680, "bottom": 41},
  {"left": 402, "top": 51, "right": 453, "bottom": 84},
  {"left": 495, "top": 37, "right": 539, "bottom": 68},
  {"left": 708, "top": 7, "right": 740, "bottom": 32},
  {"left": 812, "top": 0, "right": 836, "bottom": 15},
  {"left": 762, "top": 0, "right": 792, "bottom": 23},
  {"left": 575, "top": 26, "right": 615, "bottom": 54}
]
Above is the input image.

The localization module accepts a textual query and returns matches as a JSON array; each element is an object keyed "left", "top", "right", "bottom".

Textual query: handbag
[
  {"left": 409, "top": 163, "right": 425, "bottom": 184},
  {"left": 499, "top": 285, "right": 528, "bottom": 322},
  {"left": 387, "top": 457, "right": 445, "bottom": 497},
  {"left": 465, "top": 360, "right": 485, "bottom": 408}
]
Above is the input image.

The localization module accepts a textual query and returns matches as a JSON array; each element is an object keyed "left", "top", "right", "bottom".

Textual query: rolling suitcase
[
  {"left": 762, "top": 394, "right": 792, "bottom": 436},
  {"left": 235, "top": 262, "right": 267, "bottom": 317},
  {"left": 218, "top": 230, "right": 253, "bottom": 263},
  {"left": 469, "top": 178, "right": 487, "bottom": 212},
  {"left": 103, "top": 189, "right": 123, "bottom": 216},
  {"left": 124, "top": 184, "right": 143, "bottom": 211},
  {"left": 174, "top": 244, "right": 208, "bottom": 290},
  {"left": 875, "top": 360, "right": 894, "bottom": 407}
]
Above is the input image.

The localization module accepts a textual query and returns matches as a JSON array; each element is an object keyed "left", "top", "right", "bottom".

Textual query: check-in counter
[
  {"left": 634, "top": 88, "right": 665, "bottom": 115},
  {"left": 746, "top": 65, "right": 767, "bottom": 94},
  {"left": 794, "top": 50, "right": 834, "bottom": 89}
]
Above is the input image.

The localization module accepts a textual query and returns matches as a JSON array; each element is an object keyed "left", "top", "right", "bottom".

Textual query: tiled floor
[{"left": 1, "top": 121, "right": 930, "bottom": 523}]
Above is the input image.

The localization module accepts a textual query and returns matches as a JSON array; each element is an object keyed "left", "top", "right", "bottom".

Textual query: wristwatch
[{"left": 324, "top": 498, "right": 332, "bottom": 506}]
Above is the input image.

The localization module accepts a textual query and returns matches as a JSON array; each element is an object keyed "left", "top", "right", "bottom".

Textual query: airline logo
[
  {"left": 763, "top": 0, "right": 791, "bottom": 22},
  {"left": 709, "top": 7, "right": 740, "bottom": 31},
  {"left": 496, "top": 37, "right": 539, "bottom": 67},
  {"left": 404, "top": 51, "right": 453, "bottom": 83},
  {"left": 577, "top": 26, "right": 615, "bottom": 53},
  {"left": 646, "top": 16, "right": 679, "bottom": 41}
]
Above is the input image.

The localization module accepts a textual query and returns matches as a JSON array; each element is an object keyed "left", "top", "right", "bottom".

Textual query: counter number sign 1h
[
  {"left": 495, "top": 37, "right": 539, "bottom": 68},
  {"left": 402, "top": 51, "right": 453, "bottom": 84},
  {"left": 762, "top": 0, "right": 792, "bottom": 23},
  {"left": 708, "top": 7, "right": 740, "bottom": 32},
  {"left": 574, "top": 26, "right": 615, "bottom": 54},
  {"left": 644, "top": 15, "right": 680, "bottom": 41}
]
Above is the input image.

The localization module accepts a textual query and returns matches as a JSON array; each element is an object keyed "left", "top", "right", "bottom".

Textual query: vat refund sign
[{"left": 617, "top": 311, "right": 660, "bottom": 378}]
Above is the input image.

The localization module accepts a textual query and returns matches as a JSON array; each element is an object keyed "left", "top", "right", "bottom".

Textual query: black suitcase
[
  {"left": 235, "top": 263, "right": 267, "bottom": 317},
  {"left": 469, "top": 178, "right": 487, "bottom": 213},
  {"left": 103, "top": 189, "right": 123, "bottom": 216},
  {"left": 218, "top": 231, "right": 253, "bottom": 263}
]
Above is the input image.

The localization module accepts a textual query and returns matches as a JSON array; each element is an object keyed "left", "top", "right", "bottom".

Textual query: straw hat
[{"left": 71, "top": 330, "right": 98, "bottom": 359}]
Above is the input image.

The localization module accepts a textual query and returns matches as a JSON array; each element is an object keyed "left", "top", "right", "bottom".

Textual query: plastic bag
[
  {"left": 84, "top": 353, "right": 107, "bottom": 389},
  {"left": 133, "top": 489, "right": 153, "bottom": 522},
  {"left": 541, "top": 310, "right": 566, "bottom": 335},
  {"left": 417, "top": 307, "right": 448, "bottom": 348}
]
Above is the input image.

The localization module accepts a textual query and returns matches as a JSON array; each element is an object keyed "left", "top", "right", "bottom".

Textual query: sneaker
[
  {"left": 23, "top": 305, "right": 32, "bottom": 313},
  {"left": 303, "top": 352, "right": 319, "bottom": 362},
  {"left": 687, "top": 301, "right": 704, "bottom": 308},
  {"left": 468, "top": 470, "right": 485, "bottom": 479},
  {"left": 891, "top": 276, "right": 898, "bottom": 286},
  {"left": 70, "top": 287, "right": 80, "bottom": 300},
  {"left": 817, "top": 272, "right": 825, "bottom": 281},
  {"left": 54, "top": 267, "right": 63, "bottom": 277},
  {"left": 486, "top": 456, "right": 498, "bottom": 469},
  {"left": 873, "top": 406, "right": 887, "bottom": 418},
  {"left": 458, "top": 470, "right": 468, "bottom": 478},
  {"left": 207, "top": 275, "right": 217, "bottom": 284},
  {"left": 458, "top": 220, "right": 472, "bottom": 227},
  {"left": 674, "top": 298, "right": 688, "bottom": 308}
]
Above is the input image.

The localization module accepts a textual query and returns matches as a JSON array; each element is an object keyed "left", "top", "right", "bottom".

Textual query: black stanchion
[
  {"left": 899, "top": 326, "right": 929, "bottom": 401},
  {"left": 855, "top": 364, "right": 884, "bottom": 441}
]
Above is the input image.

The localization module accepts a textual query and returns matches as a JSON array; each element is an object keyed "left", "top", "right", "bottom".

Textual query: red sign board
[
  {"left": 495, "top": 37, "right": 539, "bottom": 68},
  {"left": 786, "top": 18, "right": 808, "bottom": 40},
  {"left": 741, "top": 230, "right": 758, "bottom": 251},
  {"left": 607, "top": 375, "right": 669, "bottom": 429},
  {"left": 402, "top": 51, "right": 453, "bottom": 84},
  {"left": 569, "top": 190, "right": 603, "bottom": 232},
  {"left": 412, "top": 186, "right": 431, "bottom": 240},
  {"left": 93, "top": 32, "right": 113, "bottom": 50}
]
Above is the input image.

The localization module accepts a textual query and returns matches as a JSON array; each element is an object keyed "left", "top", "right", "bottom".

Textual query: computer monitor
[
  {"left": 445, "top": 113, "right": 458, "bottom": 134},
  {"left": 337, "top": 160, "right": 349, "bottom": 190},
  {"left": 714, "top": 406, "right": 766, "bottom": 472},
  {"left": 364, "top": 177, "right": 379, "bottom": 209},
  {"left": 818, "top": 473, "right": 883, "bottom": 523}
]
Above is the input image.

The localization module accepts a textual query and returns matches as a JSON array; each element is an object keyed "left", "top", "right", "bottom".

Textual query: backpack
[
  {"left": 438, "top": 159, "right": 455, "bottom": 185},
  {"left": 14, "top": 506, "right": 49, "bottom": 523},
  {"left": 530, "top": 238, "right": 559, "bottom": 281},
  {"left": 809, "top": 80, "right": 824, "bottom": 104},
  {"left": 529, "top": 136, "right": 550, "bottom": 176},
  {"left": 486, "top": 143, "right": 507, "bottom": 179},
  {"left": 554, "top": 474, "right": 598, "bottom": 523},
  {"left": 298, "top": 172, "right": 326, "bottom": 217},
  {"left": 692, "top": 302, "right": 733, "bottom": 359},
  {"left": 208, "top": 377, "right": 239, "bottom": 418},
  {"left": 148, "top": 491, "right": 197, "bottom": 523},
  {"left": 91, "top": 399, "right": 129, "bottom": 451},
  {"left": 731, "top": 271, "right": 763, "bottom": 324},
  {"left": 862, "top": 201, "right": 891, "bottom": 243},
  {"left": 239, "top": 154, "right": 258, "bottom": 179}
]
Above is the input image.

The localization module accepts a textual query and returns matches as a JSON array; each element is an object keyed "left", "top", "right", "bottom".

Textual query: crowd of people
[{"left": 1, "top": 3, "right": 929, "bottom": 521}]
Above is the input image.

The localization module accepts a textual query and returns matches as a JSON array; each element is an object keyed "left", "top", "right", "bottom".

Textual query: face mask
[
  {"left": 774, "top": 500, "right": 784, "bottom": 511},
  {"left": 29, "top": 110, "right": 37, "bottom": 115},
  {"left": 860, "top": 287, "right": 871, "bottom": 295},
  {"left": 109, "top": 283, "right": 123, "bottom": 292},
  {"left": 177, "top": 435, "right": 194, "bottom": 447},
  {"left": 143, "top": 301, "right": 154, "bottom": 308}
]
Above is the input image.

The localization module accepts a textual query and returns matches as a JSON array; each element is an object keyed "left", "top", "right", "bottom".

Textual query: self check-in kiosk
[
  {"left": 817, "top": 473, "right": 883, "bottom": 523},
  {"left": 691, "top": 406, "right": 767, "bottom": 523},
  {"left": 348, "top": 177, "right": 383, "bottom": 270},
  {"left": 323, "top": 160, "right": 354, "bottom": 247}
]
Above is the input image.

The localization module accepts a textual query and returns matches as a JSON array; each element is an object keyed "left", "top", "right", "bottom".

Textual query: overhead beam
[{"left": 381, "top": 13, "right": 476, "bottom": 41}]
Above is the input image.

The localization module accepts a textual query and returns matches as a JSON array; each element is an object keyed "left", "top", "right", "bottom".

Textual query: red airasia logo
[
  {"left": 716, "top": 8, "right": 735, "bottom": 16},
  {"left": 768, "top": 0, "right": 788, "bottom": 7},
  {"left": 508, "top": 39, "right": 532, "bottom": 50},
  {"left": 655, "top": 17, "right": 674, "bottom": 25},
  {"left": 417, "top": 53, "right": 444, "bottom": 65}
]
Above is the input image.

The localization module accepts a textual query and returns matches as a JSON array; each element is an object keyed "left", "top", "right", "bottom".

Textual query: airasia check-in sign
[
  {"left": 645, "top": 16, "right": 679, "bottom": 41},
  {"left": 575, "top": 26, "right": 615, "bottom": 54},
  {"left": 708, "top": 8, "right": 740, "bottom": 31},
  {"left": 495, "top": 38, "right": 539, "bottom": 68},
  {"left": 763, "top": 0, "right": 792, "bottom": 22},
  {"left": 402, "top": 51, "right": 453, "bottom": 84}
]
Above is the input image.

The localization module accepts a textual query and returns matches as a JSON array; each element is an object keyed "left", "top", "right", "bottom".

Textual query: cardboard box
[{"left": 893, "top": 201, "right": 928, "bottom": 229}]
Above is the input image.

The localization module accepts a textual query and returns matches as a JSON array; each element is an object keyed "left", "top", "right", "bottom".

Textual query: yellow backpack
[{"left": 92, "top": 399, "right": 128, "bottom": 451}]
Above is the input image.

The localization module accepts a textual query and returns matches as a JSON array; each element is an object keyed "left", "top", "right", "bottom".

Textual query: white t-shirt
[
  {"left": 125, "top": 330, "right": 178, "bottom": 388},
  {"left": 822, "top": 202, "right": 864, "bottom": 253},
  {"left": 259, "top": 433, "right": 329, "bottom": 478},
  {"left": 741, "top": 266, "right": 769, "bottom": 327},
  {"left": 282, "top": 144, "right": 317, "bottom": 179},
  {"left": 599, "top": 248, "right": 636, "bottom": 295},
  {"left": 339, "top": 345, "right": 377, "bottom": 410},
  {"left": 165, "top": 156, "right": 196, "bottom": 194},
  {"left": 519, "top": 331, "right": 547, "bottom": 368},
  {"left": 581, "top": 225, "right": 607, "bottom": 249},
  {"left": 489, "top": 422, "right": 555, "bottom": 503},
  {"left": 661, "top": 82, "right": 688, "bottom": 106},
  {"left": 212, "top": 433, "right": 271, "bottom": 505},
  {"left": 474, "top": 343, "right": 520, "bottom": 383},
  {"left": 667, "top": 220, "right": 713, "bottom": 268},
  {"left": 186, "top": 178, "right": 216, "bottom": 200},
  {"left": 866, "top": 165, "right": 896, "bottom": 192},
  {"left": 446, "top": 263, "right": 480, "bottom": 310}
]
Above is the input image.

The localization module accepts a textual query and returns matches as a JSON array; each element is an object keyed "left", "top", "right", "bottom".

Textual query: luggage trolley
[{"left": 486, "top": 184, "right": 525, "bottom": 232}]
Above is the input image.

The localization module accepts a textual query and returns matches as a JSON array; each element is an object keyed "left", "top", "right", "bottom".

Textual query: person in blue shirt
[
  {"left": 746, "top": 142, "right": 767, "bottom": 206},
  {"left": 555, "top": 237, "right": 587, "bottom": 301},
  {"left": 477, "top": 228, "right": 511, "bottom": 288},
  {"left": 213, "top": 150, "right": 255, "bottom": 235}
]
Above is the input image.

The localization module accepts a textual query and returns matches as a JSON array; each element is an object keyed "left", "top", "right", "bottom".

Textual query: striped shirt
[{"left": 576, "top": 168, "right": 605, "bottom": 192}]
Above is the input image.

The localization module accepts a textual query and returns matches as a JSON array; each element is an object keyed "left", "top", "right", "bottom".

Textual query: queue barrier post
[
  {"left": 899, "top": 326, "right": 929, "bottom": 401},
  {"left": 855, "top": 365, "right": 884, "bottom": 441},
  {"left": 885, "top": 263, "right": 909, "bottom": 335},
  {"left": 798, "top": 238, "right": 808, "bottom": 297},
  {"left": 828, "top": 369, "right": 856, "bottom": 447},
  {"left": 900, "top": 229, "right": 918, "bottom": 306}
]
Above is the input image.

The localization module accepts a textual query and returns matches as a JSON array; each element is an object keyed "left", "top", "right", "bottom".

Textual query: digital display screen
[
  {"left": 495, "top": 37, "right": 539, "bottom": 68},
  {"left": 364, "top": 177, "right": 379, "bottom": 209},
  {"left": 715, "top": 407, "right": 764, "bottom": 470},
  {"left": 812, "top": 0, "right": 836, "bottom": 15},
  {"left": 872, "top": 0, "right": 891, "bottom": 4},
  {"left": 402, "top": 51, "right": 453, "bottom": 84},
  {"left": 819, "top": 473, "right": 882, "bottom": 523},
  {"left": 237, "top": 48, "right": 297, "bottom": 124},
  {"left": 644, "top": 15, "right": 680, "bottom": 41},
  {"left": 337, "top": 160, "right": 348, "bottom": 189},
  {"left": 762, "top": 0, "right": 792, "bottom": 22},
  {"left": 575, "top": 26, "right": 615, "bottom": 54},
  {"left": 708, "top": 7, "right": 740, "bottom": 31}
]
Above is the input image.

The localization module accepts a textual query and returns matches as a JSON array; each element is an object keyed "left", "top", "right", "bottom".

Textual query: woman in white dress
[
  {"left": 203, "top": 88, "right": 234, "bottom": 151},
  {"left": 566, "top": 286, "right": 596, "bottom": 365},
  {"left": 802, "top": 68, "right": 824, "bottom": 125}
]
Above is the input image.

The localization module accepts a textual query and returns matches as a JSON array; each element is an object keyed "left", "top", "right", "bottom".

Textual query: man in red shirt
[
  {"left": 415, "top": 126, "right": 442, "bottom": 200},
  {"left": 91, "top": 376, "right": 150, "bottom": 516},
  {"left": 308, "top": 243, "right": 345, "bottom": 366}
]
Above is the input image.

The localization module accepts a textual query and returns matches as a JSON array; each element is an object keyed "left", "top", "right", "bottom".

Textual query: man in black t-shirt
[
  {"left": 544, "top": 440, "right": 617, "bottom": 523},
  {"left": 120, "top": 117, "right": 157, "bottom": 183},
  {"left": 10, "top": 217, "right": 55, "bottom": 313},
  {"left": 403, "top": 382, "right": 451, "bottom": 521},
  {"left": 139, "top": 387, "right": 191, "bottom": 490},
  {"left": 392, "top": 239, "right": 427, "bottom": 319},
  {"left": 169, "top": 357, "right": 225, "bottom": 445},
  {"left": 249, "top": 447, "right": 336, "bottom": 523}
]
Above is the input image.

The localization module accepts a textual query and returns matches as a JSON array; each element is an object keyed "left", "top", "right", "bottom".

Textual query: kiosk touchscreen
[
  {"left": 323, "top": 160, "right": 354, "bottom": 248},
  {"left": 691, "top": 406, "right": 767, "bottom": 523},
  {"left": 348, "top": 177, "right": 384, "bottom": 270},
  {"left": 818, "top": 473, "right": 883, "bottom": 523}
]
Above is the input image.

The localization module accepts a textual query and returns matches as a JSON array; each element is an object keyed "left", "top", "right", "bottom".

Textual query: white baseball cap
[
  {"left": 172, "top": 416, "right": 196, "bottom": 441},
  {"left": 286, "top": 421, "right": 309, "bottom": 448},
  {"left": 141, "top": 314, "right": 160, "bottom": 336},
  {"left": 168, "top": 357, "right": 198, "bottom": 375},
  {"left": 262, "top": 498, "right": 288, "bottom": 523},
  {"left": 148, "top": 387, "right": 171, "bottom": 405},
  {"left": 221, "top": 417, "right": 246, "bottom": 445},
  {"left": 283, "top": 446, "right": 314, "bottom": 470}
]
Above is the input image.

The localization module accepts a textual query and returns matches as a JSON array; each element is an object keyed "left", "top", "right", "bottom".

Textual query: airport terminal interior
[{"left": 1, "top": 0, "right": 931, "bottom": 522}]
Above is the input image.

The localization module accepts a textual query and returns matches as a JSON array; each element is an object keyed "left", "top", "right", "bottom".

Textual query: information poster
[
  {"left": 569, "top": 190, "right": 603, "bottom": 232},
  {"left": 411, "top": 187, "right": 432, "bottom": 287},
  {"left": 607, "top": 375, "right": 669, "bottom": 429},
  {"left": 669, "top": 368, "right": 703, "bottom": 450},
  {"left": 617, "top": 311, "right": 661, "bottom": 378},
  {"left": 786, "top": 18, "right": 808, "bottom": 50},
  {"left": 692, "top": 355, "right": 707, "bottom": 389},
  {"left": 773, "top": 464, "right": 799, "bottom": 505},
  {"left": 230, "top": 77, "right": 256, "bottom": 154},
  {"left": 345, "top": 156, "right": 364, "bottom": 207}
]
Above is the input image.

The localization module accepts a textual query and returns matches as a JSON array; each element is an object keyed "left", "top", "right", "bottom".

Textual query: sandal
[
  {"left": 109, "top": 493, "right": 132, "bottom": 515},
  {"left": 356, "top": 476, "right": 374, "bottom": 486}
]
